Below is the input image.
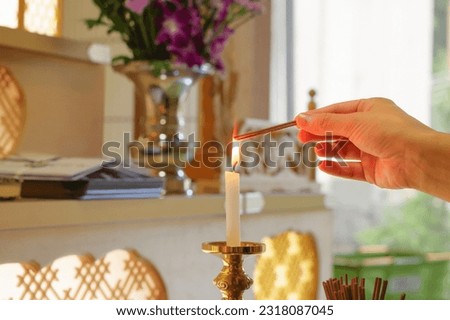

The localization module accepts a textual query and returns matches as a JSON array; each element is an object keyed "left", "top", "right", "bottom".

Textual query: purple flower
[
  {"left": 211, "top": 0, "right": 233, "bottom": 22},
  {"left": 156, "top": 1, "right": 207, "bottom": 67},
  {"left": 125, "top": 0, "right": 150, "bottom": 15},
  {"left": 156, "top": 9, "right": 192, "bottom": 48},
  {"left": 170, "top": 42, "right": 206, "bottom": 67},
  {"left": 156, "top": 1, "right": 202, "bottom": 46}
]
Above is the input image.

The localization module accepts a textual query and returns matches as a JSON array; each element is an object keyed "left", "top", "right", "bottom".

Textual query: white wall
[{"left": 62, "top": 0, "right": 134, "bottom": 157}]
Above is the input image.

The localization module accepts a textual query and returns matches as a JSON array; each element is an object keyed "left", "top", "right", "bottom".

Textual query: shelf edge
[{"left": 0, "top": 27, "right": 110, "bottom": 64}]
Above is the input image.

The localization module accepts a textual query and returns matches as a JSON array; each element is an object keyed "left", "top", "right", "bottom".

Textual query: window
[
  {"left": 0, "top": 0, "right": 61, "bottom": 36},
  {"left": 431, "top": 0, "right": 450, "bottom": 132},
  {"left": 273, "top": 0, "right": 448, "bottom": 252},
  {"left": 289, "top": 0, "right": 433, "bottom": 124}
]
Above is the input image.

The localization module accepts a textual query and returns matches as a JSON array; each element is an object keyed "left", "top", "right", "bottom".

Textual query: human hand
[{"left": 296, "top": 98, "right": 435, "bottom": 190}]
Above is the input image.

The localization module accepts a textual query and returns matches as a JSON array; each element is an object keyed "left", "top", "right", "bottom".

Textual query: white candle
[{"left": 225, "top": 142, "right": 241, "bottom": 246}]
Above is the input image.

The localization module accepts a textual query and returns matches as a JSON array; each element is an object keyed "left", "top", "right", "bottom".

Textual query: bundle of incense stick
[{"left": 322, "top": 275, "right": 406, "bottom": 300}]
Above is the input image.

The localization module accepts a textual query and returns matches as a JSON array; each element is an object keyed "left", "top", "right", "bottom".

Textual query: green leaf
[
  {"left": 149, "top": 60, "right": 172, "bottom": 77},
  {"left": 112, "top": 55, "right": 132, "bottom": 65},
  {"left": 85, "top": 19, "right": 101, "bottom": 28}
]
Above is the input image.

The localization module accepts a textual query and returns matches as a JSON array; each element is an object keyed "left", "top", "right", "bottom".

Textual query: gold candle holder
[{"left": 202, "top": 241, "right": 265, "bottom": 300}]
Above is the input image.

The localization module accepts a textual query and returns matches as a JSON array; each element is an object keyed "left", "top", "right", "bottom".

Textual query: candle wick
[{"left": 232, "top": 162, "right": 238, "bottom": 172}]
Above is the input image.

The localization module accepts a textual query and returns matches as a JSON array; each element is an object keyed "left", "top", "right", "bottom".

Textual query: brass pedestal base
[{"left": 202, "top": 241, "right": 265, "bottom": 300}]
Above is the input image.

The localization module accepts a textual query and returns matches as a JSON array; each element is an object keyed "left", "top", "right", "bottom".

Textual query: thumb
[{"left": 296, "top": 112, "right": 356, "bottom": 138}]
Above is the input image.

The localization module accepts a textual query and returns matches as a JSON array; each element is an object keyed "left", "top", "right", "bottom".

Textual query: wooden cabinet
[{"left": 0, "top": 193, "right": 332, "bottom": 299}]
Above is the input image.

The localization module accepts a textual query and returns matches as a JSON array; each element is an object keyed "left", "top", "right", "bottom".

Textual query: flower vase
[{"left": 114, "top": 61, "right": 212, "bottom": 195}]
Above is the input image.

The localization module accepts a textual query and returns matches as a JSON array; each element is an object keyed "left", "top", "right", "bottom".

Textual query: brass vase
[{"left": 115, "top": 61, "right": 212, "bottom": 195}]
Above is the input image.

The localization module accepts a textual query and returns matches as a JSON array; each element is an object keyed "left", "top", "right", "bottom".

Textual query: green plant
[
  {"left": 357, "top": 193, "right": 450, "bottom": 253},
  {"left": 85, "top": 0, "right": 263, "bottom": 73}
]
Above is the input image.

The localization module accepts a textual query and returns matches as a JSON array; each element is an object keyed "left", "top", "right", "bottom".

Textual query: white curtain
[
  {"left": 270, "top": 0, "right": 288, "bottom": 122},
  {"left": 290, "top": 0, "right": 433, "bottom": 124}
]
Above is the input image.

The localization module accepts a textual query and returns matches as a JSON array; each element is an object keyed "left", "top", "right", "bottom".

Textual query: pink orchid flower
[{"left": 125, "top": 0, "right": 149, "bottom": 15}]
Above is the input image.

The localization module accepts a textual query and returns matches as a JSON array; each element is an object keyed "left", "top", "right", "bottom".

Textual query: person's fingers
[
  {"left": 298, "top": 99, "right": 368, "bottom": 116},
  {"left": 298, "top": 130, "right": 325, "bottom": 143},
  {"left": 315, "top": 141, "right": 361, "bottom": 160},
  {"left": 296, "top": 112, "right": 358, "bottom": 137},
  {"left": 318, "top": 160, "right": 367, "bottom": 182}
]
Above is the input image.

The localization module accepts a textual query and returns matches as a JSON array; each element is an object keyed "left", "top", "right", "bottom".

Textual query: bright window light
[
  {"left": 0, "top": 0, "right": 60, "bottom": 36},
  {"left": 24, "top": 0, "right": 59, "bottom": 36},
  {"left": 0, "top": 0, "right": 19, "bottom": 29}
]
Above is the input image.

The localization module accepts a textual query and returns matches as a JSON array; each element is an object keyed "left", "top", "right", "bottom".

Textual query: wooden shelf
[
  {"left": 0, "top": 26, "right": 110, "bottom": 64},
  {"left": 0, "top": 27, "right": 108, "bottom": 157},
  {"left": 1, "top": 193, "right": 326, "bottom": 231}
]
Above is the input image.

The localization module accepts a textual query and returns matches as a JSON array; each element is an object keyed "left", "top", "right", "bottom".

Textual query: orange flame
[
  {"left": 231, "top": 139, "right": 239, "bottom": 172},
  {"left": 231, "top": 122, "right": 240, "bottom": 171}
]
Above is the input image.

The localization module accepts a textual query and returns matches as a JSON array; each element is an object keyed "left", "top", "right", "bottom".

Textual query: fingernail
[{"left": 295, "top": 113, "right": 311, "bottom": 126}]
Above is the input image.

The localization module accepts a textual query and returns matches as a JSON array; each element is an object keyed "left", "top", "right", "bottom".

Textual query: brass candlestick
[{"left": 202, "top": 241, "right": 265, "bottom": 300}]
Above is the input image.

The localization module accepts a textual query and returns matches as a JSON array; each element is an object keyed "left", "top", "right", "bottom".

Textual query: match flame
[
  {"left": 231, "top": 123, "right": 240, "bottom": 171},
  {"left": 231, "top": 140, "right": 240, "bottom": 171}
]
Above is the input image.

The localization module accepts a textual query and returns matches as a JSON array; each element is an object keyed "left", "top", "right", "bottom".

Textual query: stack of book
[{"left": 0, "top": 155, "right": 163, "bottom": 200}]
